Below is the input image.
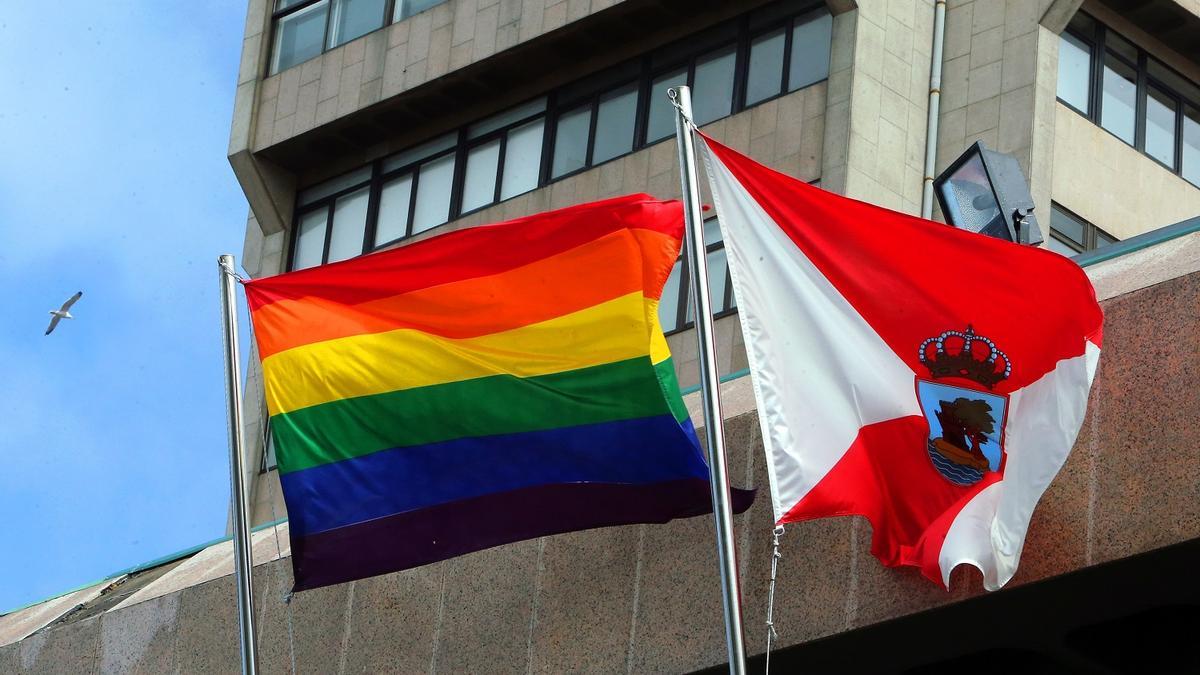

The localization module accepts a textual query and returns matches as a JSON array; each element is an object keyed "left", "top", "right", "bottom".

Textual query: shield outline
[{"left": 914, "top": 378, "right": 1012, "bottom": 482}]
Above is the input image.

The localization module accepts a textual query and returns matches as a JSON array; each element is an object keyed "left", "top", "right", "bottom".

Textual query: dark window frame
[
  {"left": 1058, "top": 12, "right": 1200, "bottom": 186},
  {"left": 375, "top": 139, "right": 461, "bottom": 246},
  {"left": 260, "top": 419, "right": 278, "bottom": 473},
  {"left": 284, "top": 0, "right": 832, "bottom": 272},
  {"left": 1049, "top": 202, "right": 1116, "bottom": 254},
  {"left": 286, "top": 170, "right": 374, "bottom": 269}
]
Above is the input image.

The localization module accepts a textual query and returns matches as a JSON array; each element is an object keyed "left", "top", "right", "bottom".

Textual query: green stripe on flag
[{"left": 272, "top": 356, "right": 687, "bottom": 474}]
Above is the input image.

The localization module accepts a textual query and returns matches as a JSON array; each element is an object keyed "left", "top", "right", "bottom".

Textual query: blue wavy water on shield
[{"left": 927, "top": 441, "right": 985, "bottom": 486}]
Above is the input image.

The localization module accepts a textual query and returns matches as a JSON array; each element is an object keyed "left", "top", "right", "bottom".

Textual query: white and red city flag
[{"left": 698, "top": 134, "right": 1104, "bottom": 590}]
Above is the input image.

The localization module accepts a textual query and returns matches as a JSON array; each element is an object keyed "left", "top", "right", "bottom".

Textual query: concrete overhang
[{"left": 1097, "top": 0, "right": 1200, "bottom": 62}]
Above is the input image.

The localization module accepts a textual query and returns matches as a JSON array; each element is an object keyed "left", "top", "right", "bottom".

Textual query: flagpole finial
[{"left": 667, "top": 87, "right": 695, "bottom": 128}]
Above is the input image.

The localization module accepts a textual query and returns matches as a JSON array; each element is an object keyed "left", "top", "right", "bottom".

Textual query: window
[
  {"left": 1057, "top": 31, "right": 1092, "bottom": 114},
  {"left": 658, "top": 218, "right": 737, "bottom": 335},
  {"left": 286, "top": 1, "right": 833, "bottom": 271},
  {"left": 1100, "top": 53, "right": 1136, "bottom": 144},
  {"left": 1047, "top": 203, "right": 1116, "bottom": 256},
  {"left": 379, "top": 133, "right": 458, "bottom": 242},
  {"left": 289, "top": 167, "right": 373, "bottom": 269},
  {"left": 269, "top": 0, "right": 449, "bottom": 75},
  {"left": 1057, "top": 12, "right": 1200, "bottom": 185},
  {"left": 271, "top": 0, "right": 328, "bottom": 74},
  {"left": 261, "top": 420, "right": 278, "bottom": 473}
]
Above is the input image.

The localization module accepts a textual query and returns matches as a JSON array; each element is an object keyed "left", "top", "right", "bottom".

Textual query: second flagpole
[{"left": 670, "top": 86, "right": 748, "bottom": 674}]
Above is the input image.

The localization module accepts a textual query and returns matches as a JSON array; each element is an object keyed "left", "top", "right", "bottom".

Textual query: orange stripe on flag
[{"left": 253, "top": 228, "right": 679, "bottom": 358}]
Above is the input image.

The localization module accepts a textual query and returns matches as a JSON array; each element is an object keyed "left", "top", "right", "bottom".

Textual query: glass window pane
[
  {"left": 551, "top": 105, "right": 591, "bottom": 178},
  {"left": 646, "top": 68, "right": 687, "bottom": 143},
  {"left": 693, "top": 46, "right": 736, "bottom": 125},
  {"left": 293, "top": 208, "right": 329, "bottom": 270},
  {"left": 703, "top": 217, "right": 722, "bottom": 246},
  {"left": 1066, "top": 12, "right": 1095, "bottom": 38},
  {"left": 1147, "top": 59, "right": 1200, "bottom": 108},
  {"left": 328, "top": 0, "right": 386, "bottom": 49},
  {"left": 1104, "top": 31, "right": 1137, "bottom": 64},
  {"left": 469, "top": 97, "right": 547, "bottom": 139},
  {"left": 327, "top": 186, "right": 370, "bottom": 262},
  {"left": 707, "top": 247, "right": 729, "bottom": 313},
  {"left": 789, "top": 12, "right": 833, "bottom": 91},
  {"left": 658, "top": 260, "right": 683, "bottom": 334},
  {"left": 1095, "top": 230, "right": 1117, "bottom": 249},
  {"left": 383, "top": 133, "right": 457, "bottom": 173},
  {"left": 746, "top": 28, "right": 786, "bottom": 105},
  {"left": 1057, "top": 32, "right": 1092, "bottom": 114},
  {"left": 1046, "top": 235, "right": 1079, "bottom": 257},
  {"left": 684, "top": 275, "right": 694, "bottom": 326},
  {"left": 461, "top": 139, "right": 501, "bottom": 213},
  {"left": 412, "top": 154, "right": 455, "bottom": 234},
  {"left": 395, "top": 0, "right": 446, "bottom": 21},
  {"left": 263, "top": 426, "right": 277, "bottom": 471},
  {"left": 1050, "top": 206, "right": 1086, "bottom": 245},
  {"left": 1101, "top": 54, "right": 1136, "bottom": 145},
  {"left": 1184, "top": 106, "right": 1200, "bottom": 186},
  {"left": 1145, "top": 85, "right": 1178, "bottom": 167},
  {"left": 375, "top": 173, "right": 413, "bottom": 245},
  {"left": 271, "top": 0, "right": 329, "bottom": 74},
  {"left": 500, "top": 119, "right": 544, "bottom": 200},
  {"left": 297, "top": 166, "right": 372, "bottom": 206},
  {"left": 592, "top": 84, "right": 639, "bottom": 165}
]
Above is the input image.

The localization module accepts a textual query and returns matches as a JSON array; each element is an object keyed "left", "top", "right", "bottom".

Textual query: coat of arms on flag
[{"left": 917, "top": 326, "right": 1011, "bottom": 486}]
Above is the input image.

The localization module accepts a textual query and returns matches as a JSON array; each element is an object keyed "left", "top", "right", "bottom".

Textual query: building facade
[
  {"left": 233, "top": 0, "right": 1200, "bottom": 531},
  {"left": 4, "top": 0, "right": 1200, "bottom": 672}
]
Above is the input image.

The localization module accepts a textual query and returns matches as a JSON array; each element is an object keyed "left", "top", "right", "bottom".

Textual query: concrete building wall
[
  {"left": 823, "top": 0, "right": 935, "bottom": 214},
  {"left": 933, "top": 0, "right": 1080, "bottom": 228},
  {"left": 934, "top": 0, "right": 1200, "bottom": 237},
  {"left": 1052, "top": 104, "right": 1200, "bottom": 237},
  {"left": 240, "top": 0, "right": 639, "bottom": 155}
]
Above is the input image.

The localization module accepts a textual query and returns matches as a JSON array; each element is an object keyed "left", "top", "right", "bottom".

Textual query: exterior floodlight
[{"left": 933, "top": 141, "right": 1044, "bottom": 246}]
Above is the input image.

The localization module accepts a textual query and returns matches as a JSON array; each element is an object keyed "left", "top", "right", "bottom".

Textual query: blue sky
[{"left": 0, "top": 1, "right": 250, "bottom": 611}]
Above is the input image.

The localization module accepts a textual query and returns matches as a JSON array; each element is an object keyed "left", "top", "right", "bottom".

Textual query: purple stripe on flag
[{"left": 288, "top": 479, "right": 756, "bottom": 591}]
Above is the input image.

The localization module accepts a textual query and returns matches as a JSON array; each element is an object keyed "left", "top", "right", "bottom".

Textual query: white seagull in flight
[{"left": 45, "top": 291, "right": 83, "bottom": 336}]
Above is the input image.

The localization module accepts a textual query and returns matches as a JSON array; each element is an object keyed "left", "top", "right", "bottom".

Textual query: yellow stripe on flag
[{"left": 263, "top": 292, "right": 656, "bottom": 415}]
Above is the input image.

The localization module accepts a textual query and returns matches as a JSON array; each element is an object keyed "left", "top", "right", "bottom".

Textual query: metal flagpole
[
  {"left": 669, "top": 85, "right": 748, "bottom": 675},
  {"left": 218, "top": 254, "right": 260, "bottom": 675}
]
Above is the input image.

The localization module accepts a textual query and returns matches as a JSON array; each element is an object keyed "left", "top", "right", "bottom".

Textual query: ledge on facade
[
  {"left": 250, "top": 0, "right": 772, "bottom": 179},
  {"left": 1096, "top": 0, "right": 1200, "bottom": 63}
]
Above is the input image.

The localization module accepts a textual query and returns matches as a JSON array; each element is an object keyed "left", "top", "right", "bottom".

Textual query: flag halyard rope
[{"left": 764, "top": 525, "right": 785, "bottom": 674}]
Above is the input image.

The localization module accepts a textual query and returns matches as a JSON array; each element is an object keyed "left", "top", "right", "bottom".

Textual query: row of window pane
[
  {"left": 1046, "top": 203, "right": 1116, "bottom": 256},
  {"left": 288, "top": 2, "right": 833, "bottom": 270},
  {"left": 1056, "top": 12, "right": 1200, "bottom": 186},
  {"left": 271, "top": 0, "right": 449, "bottom": 74}
]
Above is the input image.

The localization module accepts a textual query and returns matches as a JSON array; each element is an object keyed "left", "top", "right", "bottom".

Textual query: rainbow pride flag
[{"left": 245, "top": 194, "right": 749, "bottom": 591}]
